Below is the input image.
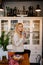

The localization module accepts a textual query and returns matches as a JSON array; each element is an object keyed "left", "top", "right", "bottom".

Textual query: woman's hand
[
  {"left": 13, "top": 55, "right": 24, "bottom": 61},
  {"left": 23, "top": 32, "right": 26, "bottom": 39}
]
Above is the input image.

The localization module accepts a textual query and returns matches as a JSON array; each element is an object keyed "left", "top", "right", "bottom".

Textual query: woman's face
[{"left": 17, "top": 24, "right": 23, "bottom": 32}]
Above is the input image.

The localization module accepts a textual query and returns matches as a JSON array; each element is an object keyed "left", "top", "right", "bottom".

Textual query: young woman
[
  {"left": 8, "top": 23, "right": 30, "bottom": 65},
  {"left": 13, "top": 23, "right": 26, "bottom": 52}
]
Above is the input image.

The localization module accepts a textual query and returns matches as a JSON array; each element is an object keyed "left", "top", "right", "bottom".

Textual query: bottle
[{"left": 13, "top": 7, "right": 17, "bottom": 16}]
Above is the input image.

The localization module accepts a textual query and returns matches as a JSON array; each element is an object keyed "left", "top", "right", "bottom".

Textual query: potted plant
[{"left": 0, "top": 31, "right": 9, "bottom": 51}]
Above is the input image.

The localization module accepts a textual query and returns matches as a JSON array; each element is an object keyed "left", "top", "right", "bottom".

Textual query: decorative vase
[{"left": 13, "top": 7, "right": 17, "bottom": 16}]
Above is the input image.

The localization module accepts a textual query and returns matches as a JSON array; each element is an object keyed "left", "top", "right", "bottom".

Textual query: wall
[{"left": 4, "top": 1, "right": 43, "bottom": 16}]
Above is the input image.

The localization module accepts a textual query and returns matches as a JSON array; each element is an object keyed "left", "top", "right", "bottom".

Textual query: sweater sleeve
[{"left": 13, "top": 33, "right": 23, "bottom": 46}]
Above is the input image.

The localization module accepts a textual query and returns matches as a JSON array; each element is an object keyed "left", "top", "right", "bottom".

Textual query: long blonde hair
[{"left": 15, "top": 23, "right": 23, "bottom": 33}]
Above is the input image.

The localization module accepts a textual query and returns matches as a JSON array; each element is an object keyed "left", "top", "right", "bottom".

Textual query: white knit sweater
[{"left": 12, "top": 33, "right": 24, "bottom": 52}]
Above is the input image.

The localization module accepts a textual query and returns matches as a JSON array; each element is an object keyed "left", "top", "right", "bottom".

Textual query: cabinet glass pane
[
  {"left": 33, "top": 31, "right": 39, "bottom": 39},
  {"left": 1, "top": 20, "right": 8, "bottom": 34},
  {"left": 11, "top": 20, "right": 18, "bottom": 31},
  {"left": 33, "top": 40, "right": 39, "bottom": 44},
  {"left": 32, "top": 20, "right": 40, "bottom": 44},
  {"left": 23, "top": 20, "right": 30, "bottom": 27},
  {"left": 33, "top": 20, "right": 40, "bottom": 32}
]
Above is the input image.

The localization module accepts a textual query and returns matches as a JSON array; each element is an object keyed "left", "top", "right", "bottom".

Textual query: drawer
[{"left": 31, "top": 47, "right": 42, "bottom": 55}]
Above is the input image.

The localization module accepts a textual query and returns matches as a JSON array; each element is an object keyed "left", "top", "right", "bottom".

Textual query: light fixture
[
  {"left": 35, "top": 4, "right": 41, "bottom": 16},
  {"left": 0, "top": 3, "right": 4, "bottom": 11},
  {"left": 35, "top": 4, "right": 41, "bottom": 12}
]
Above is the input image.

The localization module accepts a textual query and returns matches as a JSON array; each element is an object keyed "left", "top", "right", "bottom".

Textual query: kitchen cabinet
[{"left": 0, "top": 17, "right": 42, "bottom": 63}]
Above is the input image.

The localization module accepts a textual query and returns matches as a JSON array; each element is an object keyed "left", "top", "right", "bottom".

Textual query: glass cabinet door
[
  {"left": 1, "top": 20, "right": 8, "bottom": 34},
  {"left": 23, "top": 20, "right": 30, "bottom": 44},
  {"left": 32, "top": 20, "right": 40, "bottom": 45}
]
